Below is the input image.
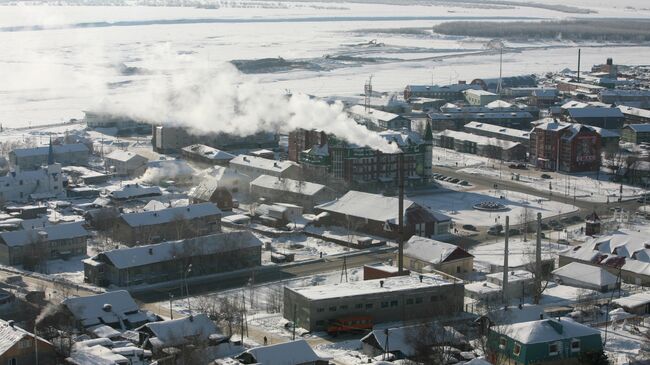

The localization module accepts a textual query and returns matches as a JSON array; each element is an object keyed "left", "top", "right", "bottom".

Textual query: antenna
[
  {"left": 497, "top": 46, "right": 503, "bottom": 95},
  {"left": 364, "top": 75, "right": 373, "bottom": 112},
  {"left": 340, "top": 256, "right": 348, "bottom": 283}
]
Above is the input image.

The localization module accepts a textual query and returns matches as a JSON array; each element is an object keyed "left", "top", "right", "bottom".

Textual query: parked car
[
  {"left": 462, "top": 224, "right": 477, "bottom": 231},
  {"left": 458, "top": 180, "right": 469, "bottom": 186},
  {"left": 540, "top": 222, "right": 550, "bottom": 230},
  {"left": 557, "top": 239, "right": 569, "bottom": 245},
  {"left": 488, "top": 224, "right": 503, "bottom": 235},
  {"left": 541, "top": 174, "right": 552, "bottom": 179},
  {"left": 450, "top": 178, "right": 460, "bottom": 183},
  {"left": 553, "top": 224, "right": 565, "bottom": 231},
  {"left": 508, "top": 228, "right": 521, "bottom": 236}
]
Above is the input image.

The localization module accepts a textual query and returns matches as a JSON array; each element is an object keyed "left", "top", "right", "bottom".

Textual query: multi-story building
[
  {"left": 83, "top": 231, "right": 261, "bottom": 287},
  {"left": 104, "top": 150, "right": 148, "bottom": 177},
  {"left": 180, "top": 144, "right": 235, "bottom": 166},
  {"left": 433, "top": 130, "right": 527, "bottom": 161},
  {"left": 599, "top": 89, "right": 650, "bottom": 108},
  {"left": 283, "top": 272, "right": 464, "bottom": 332},
  {"left": 152, "top": 125, "right": 277, "bottom": 153},
  {"left": 464, "top": 121, "right": 531, "bottom": 145},
  {"left": 112, "top": 203, "right": 222, "bottom": 246},
  {"left": 529, "top": 119, "right": 601, "bottom": 172},
  {"left": 9, "top": 143, "right": 89, "bottom": 170},
  {"left": 0, "top": 222, "right": 89, "bottom": 265},
  {"left": 0, "top": 163, "right": 64, "bottom": 202},
  {"left": 83, "top": 111, "right": 150, "bottom": 135},
  {"left": 404, "top": 83, "right": 481, "bottom": 102},
  {"left": 621, "top": 124, "right": 650, "bottom": 144},
  {"left": 288, "top": 129, "right": 328, "bottom": 163},
  {"left": 464, "top": 89, "right": 499, "bottom": 106},
  {"left": 249, "top": 174, "right": 336, "bottom": 213},
  {"left": 564, "top": 107, "right": 625, "bottom": 129},
  {"left": 229, "top": 155, "right": 301, "bottom": 180},
  {"left": 428, "top": 111, "right": 535, "bottom": 131},
  {"left": 618, "top": 105, "right": 650, "bottom": 124}
]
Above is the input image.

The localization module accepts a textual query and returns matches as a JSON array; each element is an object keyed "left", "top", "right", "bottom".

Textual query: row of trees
[{"left": 433, "top": 19, "right": 650, "bottom": 42}]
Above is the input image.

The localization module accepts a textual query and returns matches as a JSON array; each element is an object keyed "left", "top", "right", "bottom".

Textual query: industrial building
[
  {"left": 152, "top": 125, "right": 277, "bottom": 153},
  {"left": 464, "top": 89, "right": 499, "bottom": 106},
  {"left": 403, "top": 83, "right": 481, "bottom": 102},
  {"left": 464, "top": 121, "right": 531, "bottom": 145},
  {"left": 347, "top": 105, "right": 411, "bottom": 131},
  {"left": 283, "top": 272, "right": 464, "bottom": 331}
]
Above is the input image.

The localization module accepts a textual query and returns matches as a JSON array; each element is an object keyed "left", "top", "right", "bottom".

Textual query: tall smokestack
[
  {"left": 398, "top": 153, "right": 405, "bottom": 274},
  {"left": 503, "top": 216, "right": 509, "bottom": 303},
  {"left": 577, "top": 48, "right": 581, "bottom": 83}
]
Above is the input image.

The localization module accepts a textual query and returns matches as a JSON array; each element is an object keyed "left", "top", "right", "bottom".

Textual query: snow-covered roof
[
  {"left": 120, "top": 202, "right": 221, "bottom": 228},
  {"left": 464, "top": 121, "right": 530, "bottom": 140},
  {"left": 0, "top": 222, "right": 88, "bottom": 247},
  {"left": 11, "top": 143, "right": 88, "bottom": 158},
  {"left": 567, "top": 107, "right": 624, "bottom": 119},
  {"left": 552, "top": 262, "right": 618, "bottom": 287},
  {"left": 229, "top": 155, "right": 298, "bottom": 173},
  {"left": 618, "top": 106, "right": 650, "bottom": 119},
  {"left": 288, "top": 272, "right": 455, "bottom": 301},
  {"left": 612, "top": 292, "right": 650, "bottom": 309},
  {"left": 495, "top": 318, "right": 600, "bottom": 344},
  {"left": 624, "top": 123, "right": 650, "bottom": 133},
  {"left": 407, "top": 84, "right": 480, "bottom": 93},
  {"left": 435, "top": 130, "right": 522, "bottom": 150},
  {"left": 428, "top": 111, "right": 533, "bottom": 120},
  {"left": 250, "top": 174, "right": 326, "bottom": 196},
  {"left": 378, "top": 129, "right": 424, "bottom": 148},
  {"left": 464, "top": 89, "right": 497, "bottom": 96},
  {"left": 485, "top": 100, "right": 513, "bottom": 108},
  {"left": 238, "top": 340, "right": 324, "bottom": 365},
  {"left": 361, "top": 323, "right": 465, "bottom": 356},
  {"left": 181, "top": 144, "right": 235, "bottom": 161},
  {"left": 90, "top": 231, "right": 261, "bottom": 269},
  {"left": 62, "top": 290, "right": 149, "bottom": 329},
  {"left": 486, "top": 270, "right": 532, "bottom": 283},
  {"left": 487, "top": 304, "right": 548, "bottom": 325},
  {"left": 140, "top": 314, "right": 219, "bottom": 349},
  {"left": 404, "top": 236, "right": 472, "bottom": 264},
  {"left": 316, "top": 190, "right": 413, "bottom": 223},
  {"left": 108, "top": 184, "right": 162, "bottom": 200},
  {"left": 104, "top": 150, "right": 146, "bottom": 163},
  {"left": 0, "top": 319, "right": 48, "bottom": 355},
  {"left": 348, "top": 105, "right": 402, "bottom": 123}
]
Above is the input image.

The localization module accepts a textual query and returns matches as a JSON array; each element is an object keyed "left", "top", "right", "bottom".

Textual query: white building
[
  {"left": 104, "top": 151, "right": 148, "bottom": 177},
  {"left": 552, "top": 262, "right": 618, "bottom": 292},
  {"left": 229, "top": 155, "right": 300, "bottom": 180},
  {"left": 0, "top": 163, "right": 64, "bottom": 203}
]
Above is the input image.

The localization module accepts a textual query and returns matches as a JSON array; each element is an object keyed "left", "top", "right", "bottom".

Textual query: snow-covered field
[
  {"left": 410, "top": 189, "right": 577, "bottom": 227},
  {"left": 0, "top": 1, "right": 649, "bottom": 127}
]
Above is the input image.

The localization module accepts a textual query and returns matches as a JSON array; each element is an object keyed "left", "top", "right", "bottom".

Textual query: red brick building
[
  {"left": 530, "top": 119, "right": 601, "bottom": 173},
  {"left": 288, "top": 129, "right": 328, "bottom": 162}
]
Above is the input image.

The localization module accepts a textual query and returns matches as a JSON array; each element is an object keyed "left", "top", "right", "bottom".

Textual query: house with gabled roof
[
  {"left": 315, "top": 190, "right": 450, "bottom": 240},
  {"left": 236, "top": 340, "right": 328, "bottom": 365},
  {"left": 487, "top": 318, "right": 603, "bottom": 365},
  {"left": 402, "top": 236, "right": 473, "bottom": 277},
  {"left": 0, "top": 319, "right": 56, "bottom": 365}
]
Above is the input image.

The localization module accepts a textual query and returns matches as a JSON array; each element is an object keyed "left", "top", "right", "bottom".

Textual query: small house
[
  {"left": 104, "top": 150, "right": 148, "bottom": 177},
  {"left": 552, "top": 262, "right": 618, "bottom": 292},
  {"left": 402, "top": 236, "right": 473, "bottom": 277},
  {"left": 236, "top": 340, "right": 328, "bottom": 365},
  {"left": 0, "top": 319, "right": 56, "bottom": 365}
]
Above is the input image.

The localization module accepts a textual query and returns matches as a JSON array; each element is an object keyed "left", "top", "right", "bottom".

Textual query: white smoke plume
[{"left": 101, "top": 58, "right": 399, "bottom": 153}]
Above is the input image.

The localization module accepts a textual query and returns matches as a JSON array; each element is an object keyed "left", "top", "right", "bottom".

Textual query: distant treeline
[{"left": 433, "top": 19, "right": 650, "bottom": 42}]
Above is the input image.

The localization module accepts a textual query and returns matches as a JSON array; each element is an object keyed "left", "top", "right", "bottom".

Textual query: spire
[
  {"left": 423, "top": 121, "right": 433, "bottom": 142},
  {"left": 47, "top": 136, "right": 54, "bottom": 165}
]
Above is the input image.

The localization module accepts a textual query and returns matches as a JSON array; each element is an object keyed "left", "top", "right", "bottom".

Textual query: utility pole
[
  {"left": 577, "top": 48, "right": 581, "bottom": 83},
  {"left": 398, "top": 153, "right": 405, "bottom": 273},
  {"left": 169, "top": 293, "right": 174, "bottom": 320},
  {"left": 292, "top": 304, "right": 297, "bottom": 341},
  {"left": 502, "top": 216, "right": 509, "bottom": 304},
  {"left": 497, "top": 46, "right": 503, "bottom": 96},
  {"left": 534, "top": 212, "right": 542, "bottom": 304}
]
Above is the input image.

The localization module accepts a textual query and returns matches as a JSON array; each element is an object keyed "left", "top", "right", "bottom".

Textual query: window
[
  {"left": 571, "top": 339, "right": 581, "bottom": 352},
  {"left": 415, "top": 297, "right": 423, "bottom": 304},
  {"left": 355, "top": 303, "right": 363, "bottom": 309},
  {"left": 390, "top": 300, "right": 398, "bottom": 307},
  {"left": 8, "top": 358, "right": 17, "bottom": 365},
  {"left": 365, "top": 303, "right": 373, "bottom": 309},
  {"left": 381, "top": 302, "right": 389, "bottom": 308},
  {"left": 329, "top": 306, "right": 336, "bottom": 312},
  {"left": 339, "top": 305, "right": 348, "bottom": 310},
  {"left": 406, "top": 298, "right": 414, "bottom": 305},
  {"left": 513, "top": 343, "right": 521, "bottom": 356},
  {"left": 456, "top": 266, "right": 461, "bottom": 273},
  {"left": 499, "top": 337, "right": 507, "bottom": 349},
  {"left": 316, "top": 308, "right": 324, "bottom": 313},
  {"left": 19, "top": 339, "right": 31, "bottom": 349},
  {"left": 549, "top": 342, "right": 559, "bottom": 355},
  {"left": 430, "top": 295, "right": 438, "bottom": 302}
]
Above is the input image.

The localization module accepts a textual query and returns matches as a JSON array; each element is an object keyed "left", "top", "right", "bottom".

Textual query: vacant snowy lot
[{"left": 410, "top": 189, "right": 577, "bottom": 227}]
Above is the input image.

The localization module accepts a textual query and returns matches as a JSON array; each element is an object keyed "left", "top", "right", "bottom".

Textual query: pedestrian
[
  {"left": 263, "top": 336, "right": 268, "bottom": 345},
  {"left": 319, "top": 252, "right": 323, "bottom": 259}
]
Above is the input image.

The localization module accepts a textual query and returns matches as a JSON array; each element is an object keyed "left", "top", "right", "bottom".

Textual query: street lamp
[{"left": 183, "top": 264, "right": 193, "bottom": 315}]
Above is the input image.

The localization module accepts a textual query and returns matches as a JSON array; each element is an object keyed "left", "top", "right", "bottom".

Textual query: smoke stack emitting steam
[{"left": 103, "top": 62, "right": 399, "bottom": 153}]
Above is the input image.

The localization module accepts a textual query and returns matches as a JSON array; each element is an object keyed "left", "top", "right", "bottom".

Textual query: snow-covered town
[{"left": 1, "top": 1, "right": 650, "bottom": 365}]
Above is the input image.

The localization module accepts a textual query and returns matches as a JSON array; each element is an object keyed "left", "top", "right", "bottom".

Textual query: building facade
[
  {"left": 283, "top": 273, "right": 464, "bottom": 332},
  {"left": 434, "top": 130, "right": 527, "bottom": 161},
  {"left": 529, "top": 120, "right": 601, "bottom": 172},
  {"left": 9, "top": 143, "right": 89, "bottom": 170},
  {"left": 104, "top": 150, "right": 148, "bottom": 177},
  {"left": 0, "top": 163, "right": 65, "bottom": 203},
  {"left": 113, "top": 203, "right": 222, "bottom": 246},
  {"left": 402, "top": 236, "right": 474, "bottom": 277},
  {"left": 0, "top": 222, "right": 89, "bottom": 265},
  {"left": 152, "top": 125, "right": 277, "bottom": 153},
  {"left": 621, "top": 124, "right": 650, "bottom": 144},
  {"left": 84, "top": 231, "right": 261, "bottom": 287}
]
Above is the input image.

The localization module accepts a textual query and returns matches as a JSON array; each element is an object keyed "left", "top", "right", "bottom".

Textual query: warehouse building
[
  {"left": 283, "top": 272, "right": 464, "bottom": 331},
  {"left": 433, "top": 130, "right": 527, "bottom": 161}
]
